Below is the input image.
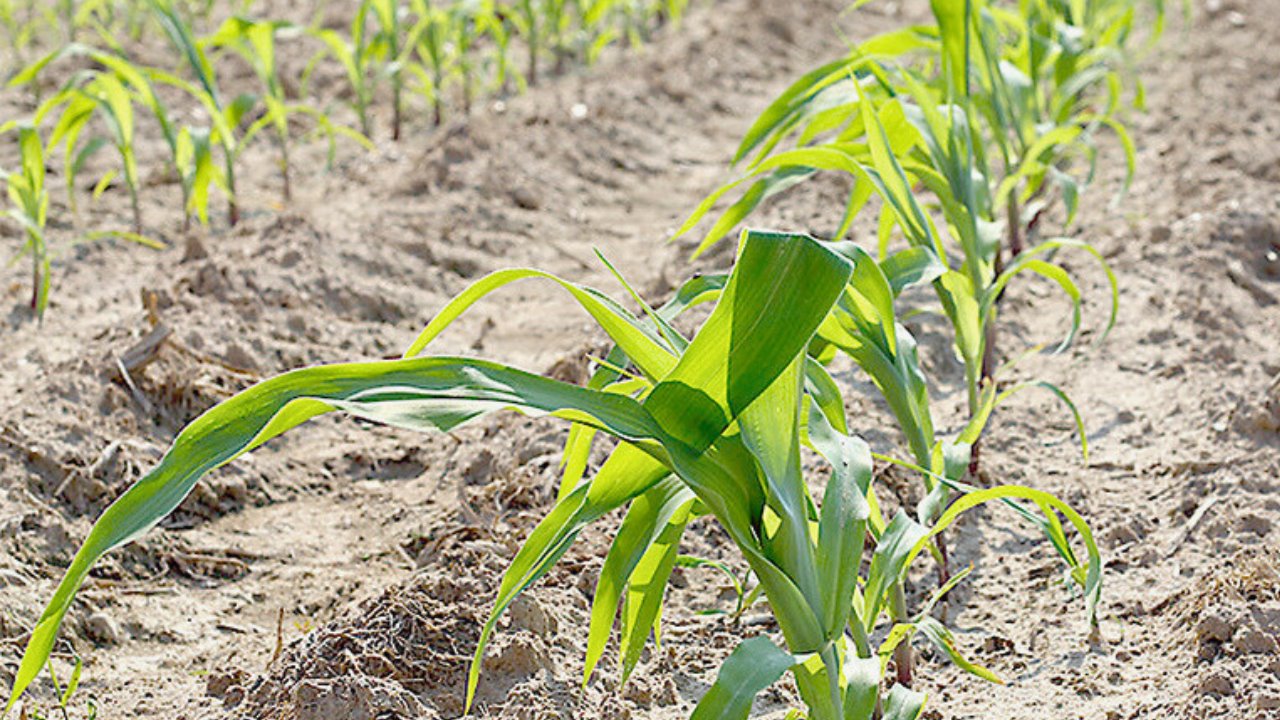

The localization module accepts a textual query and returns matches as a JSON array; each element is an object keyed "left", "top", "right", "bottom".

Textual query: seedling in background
[
  {"left": 5, "top": 230, "right": 1100, "bottom": 720},
  {"left": 35, "top": 68, "right": 146, "bottom": 234},
  {"left": 149, "top": 0, "right": 254, "bottom": 226},
  {"left": 14, "top": 41, "right": 226, "bottom": 230},
  {"left": 3, "top": 125, "right": 51, "bottom": 319},
  {"left": 366, "top": 0, "right": 407, "bottom": 140},
  {"left": 508, "top": 0, "right": 543, "bottom": 85},
  {"left": 307, "top": 0, "right": 396, "bottom": 139},
  {"left": 204, "top": 16, "right": 372, "bottom": 201},
  {"left": 204, "top": 17, "right": 300, "bottom": 199},
  {"left": 407, "top": 0, "right": 452, "bottom": 127},
  {"left": 0, "top": 0, "right": 53, "bottom": 72}
]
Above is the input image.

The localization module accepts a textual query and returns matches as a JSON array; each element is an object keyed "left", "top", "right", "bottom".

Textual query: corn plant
[
  {"left": 676, "top": 0, "right": 1124, "bottom": 479},
  {"left": 576, "top": 0, "right": 620, "bottom": 66},
  {"left": 5, "top": 230, "right": 1100, "bottom": 719},
  {"left": 308, "top": 12, "right": 378, "bottom": 139},
  {"left": 0, "top": 0, "right": 51, "bottom": 73},
  {"left": 365, "top": 0, "right": 407, "bottom": 140},
  {"left": 450, "top": 1, "right": 490, "bottom": 115},
  {"left": 307, "top": 0, "right": 411, "bottom": 141},
  {"left": 204, "top": 16, "right": 372, "bottom": 200},
  {"left": 203, "top": 17, "right": 299, "bottom": 199},
  {"left": 478, "top": 0, "right": 520, "bottom": 95},
  {"left": 507, "top": 0, "right": 543, "bottom": 85},
  {"left": 402, "top": 0, "right": 496, "bottom": 124},
  {"left": 15, "top": 42, "right": 225, "bottom": 229},
  {"left": 149, "top": 0, "right": 253, "bottom": 226},
  {"left": 29, "top": 64, "right": 147, "bottom": 234},
  {"left": 2, "top": 125, "right": 51, "bottom": 319},
  {"left": 406, "top": 0, "right": 452, "bottom": 126},
  {"left": 960, "top": 0, "right": 1142, "bottom": 267}
]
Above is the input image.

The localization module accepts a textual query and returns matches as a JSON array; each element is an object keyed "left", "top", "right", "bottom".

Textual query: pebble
[
  {"left": 83, "top": 611, "right": 122, "bottom": 645},
  {"left": 1197, "top": 613, "right": 1236, "bottom": 644},
  {"left": 1197, "top": 673, "right": 1234, "bottom": 697},
  {"left": 511, "top": 187, "right": 541, "bottom": 210}
]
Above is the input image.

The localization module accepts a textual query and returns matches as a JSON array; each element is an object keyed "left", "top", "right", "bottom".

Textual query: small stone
[
  {"left": 181, "top": 234, "right": 208, "bottom": 263},
  {"left": 1197, "top": 613, "right": 1236, "bottom": 643},
  {"left": 205, "top": 669, "right": 247, "bottom": 698},
  {"left": 511, "top": 187, "right": 541, "bottom": 210},
  {"left": 83, "top": 611, "right": 121, "bottom": 645},
  {"left": 1237, "top": 629, "right": 1278, "bottom": 654},
  {"left": 222, "top": 342, "right": 259, "bottom": 372},
  {"left": 1198, "top": 673, "right": 1233, "bottom": 696},
  {"left": 1240, "top": 514, "right": 1273, "bottom": 536},
  {"left": 1198, "top": 640, "right": 1220, "bottom": 661}
]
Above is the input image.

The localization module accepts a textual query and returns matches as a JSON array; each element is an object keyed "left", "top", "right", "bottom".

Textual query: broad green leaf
[
  {"left": 882, "top": 683, "right": 927, "bottom": 720},
  {"left": 690, "top": 636, "right": 796, "bottom": 720},
  {"left": 583, "top": 478, "right": 691, "bottom": 684}
]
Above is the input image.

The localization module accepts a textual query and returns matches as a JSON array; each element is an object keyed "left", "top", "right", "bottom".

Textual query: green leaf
[
  {"left": 915, "top": 616, "right": 1002, "bottom": 684},
  {"left": 690, "top": 636, "right": 796, "bottom": 720},
  {"left": 863, "top": 511, "right": 929, "bottom": 624},
  {"left": 882, "top": 683, "right": 927, "bottom": 720},
  {"left": 583, "top": 478, "right": 692, "bottom": 684},
  {"left": 807, "top": 401, "right": 871, "bottom": 635},
  {"left": 617, "top": 500, "right": 692, "bottom": 682},
  {"left": 5, "top": 356, "right": 672, "bottom": 714},
  {"left": 841, "top": 653, "right": 881, "bottom": 719}
]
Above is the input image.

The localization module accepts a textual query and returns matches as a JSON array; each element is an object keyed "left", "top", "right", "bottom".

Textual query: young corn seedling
[
  {"left": 575, "top": 0, "right": 621, "bottom": 66},
  {"left": 478, "top": 1, "right": 521, "bottom": 95},
  {"left": 308, "top": 0, "right": 414, "bottom": 141},
  {"left": 0, "top": 0, "right": 50, "bottom": 73},
  {"left": 5, "top": 230, "right": 1101, "bottom": 719},
  {"left": 308, "top": 5, "right": 379, "bottom": 138},
  {"left": 204, "top": 17, "right": 299, "bottom": 200},
  {"left": 15, "top": 41, "right": 226, "bottom": 229},
  {"left": 542, "top": 0, "right": 573, "bottom": 76},
  {"left": 149, "top": 0, "right": 254, "bottom": 226},
  {"left": 25, "top": 59, "right": 147, "bottom": 234},
  {"left": 3, "top": 125, "right": 51, "bottom": 319},
  {"left": 961, "top": 0, "right": 1140, "bottom": 270},
  {"left": 205, "top": 17, "right": 372, "bottom": 201},
  {"left": 366, "top": 0, "right": 407, "bottom": 140},
  {"left": 509, "top": 0, "right": 543, "bottom": 85},
  {"left": 404, "top": 0, "right": 492, "bottom": 123},
  {"left": 450, "top": 1, "right": 488, "bottom": 115},
  {"left": 407, "top": 0, "right": 452, "bottom": 127}
]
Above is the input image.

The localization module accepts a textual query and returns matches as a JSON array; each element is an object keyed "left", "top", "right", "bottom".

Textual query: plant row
[
  {"left": 5, "top": 0, "right": 1169, "bottom": 718},
  {"left": 3, "top": 0, "right": 693, "bottom": 319}
]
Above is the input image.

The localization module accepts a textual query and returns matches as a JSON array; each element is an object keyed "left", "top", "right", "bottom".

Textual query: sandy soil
[{"left": 0, "top": 0, "right": 1277, "bottom": 718}]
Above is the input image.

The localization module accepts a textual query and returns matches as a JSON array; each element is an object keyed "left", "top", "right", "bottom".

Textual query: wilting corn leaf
[
  {"left": 997, "top": 381, "right": 1090, "bottom": 461},
  {"left": 915, "top": 616, "right": 1002, "bottom": 684}
]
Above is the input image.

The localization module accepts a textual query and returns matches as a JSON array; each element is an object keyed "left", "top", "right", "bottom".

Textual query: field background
[{"left": 1, "top": 0, "right": 1278, "bottom": 718}]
